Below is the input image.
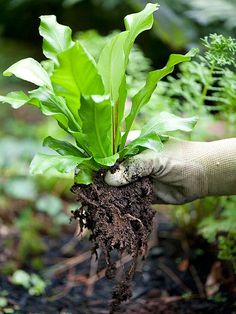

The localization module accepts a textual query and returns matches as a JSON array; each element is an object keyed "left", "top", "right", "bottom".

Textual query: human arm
[{"left": 105, "top": 138, "right": 236, "bottom": 205}]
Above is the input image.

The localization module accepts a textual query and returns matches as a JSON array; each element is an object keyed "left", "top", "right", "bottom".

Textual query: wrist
[{"left": 203, "top": 138, "right": 236, "bottom": 196}]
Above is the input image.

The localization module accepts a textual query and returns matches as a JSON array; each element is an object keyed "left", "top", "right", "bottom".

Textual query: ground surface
[{"left": 0, "top": 214, "right": 235, "bottom": 314}]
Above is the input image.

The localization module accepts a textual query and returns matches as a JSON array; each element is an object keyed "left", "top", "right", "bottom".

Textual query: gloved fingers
[
  {"left": 105, "top": 150, "right": 157, "bottom": 186},
  {"left": 153, "top": 181, "right": 188, "bottom": 205}
]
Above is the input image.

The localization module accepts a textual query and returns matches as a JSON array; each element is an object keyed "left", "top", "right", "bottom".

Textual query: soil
[
  {"left": 70, "top": 171, "right": 155, "bottom": 313},
  {"left": 0, "top": 215, "right": 235, "bottom": 313}
]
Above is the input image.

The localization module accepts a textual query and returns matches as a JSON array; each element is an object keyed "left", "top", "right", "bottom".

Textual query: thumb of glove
[{"left": 105, "top": 150, "right": 157, "bottom": 186}]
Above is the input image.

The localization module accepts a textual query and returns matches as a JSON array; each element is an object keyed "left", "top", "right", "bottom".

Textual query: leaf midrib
[{"left": 93, "top": 104, "right": 107, "bottom": 157}]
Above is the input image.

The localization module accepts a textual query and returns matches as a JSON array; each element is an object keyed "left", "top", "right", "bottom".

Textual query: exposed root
[{"left": 71, "top": 170, "right": 155, "bottom": 312}]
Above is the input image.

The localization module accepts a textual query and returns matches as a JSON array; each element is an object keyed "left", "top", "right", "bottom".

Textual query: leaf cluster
[
  {"left": 142, "top": 33, "right": 236, "bottom": 124},
  {"left": 198, "top": 196, "right": 236, "bottom": 272},
  {"left": 11, "top": 270, "right": 46, "bottom": 296},
  {"left": 0, "top": 3, "right": 197, "bottom": 184}
]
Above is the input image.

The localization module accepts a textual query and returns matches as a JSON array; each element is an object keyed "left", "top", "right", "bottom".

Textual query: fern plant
[
  {"left": 0, "top": 3, "right": 197, "bottom": 185},
  {"left": 141, "top": 33, "right": 236, "bottom": 122}
]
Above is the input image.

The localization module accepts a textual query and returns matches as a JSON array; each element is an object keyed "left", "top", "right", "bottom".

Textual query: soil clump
[{"left": 71, "top": 170, "right": 155, "bottom": 313}]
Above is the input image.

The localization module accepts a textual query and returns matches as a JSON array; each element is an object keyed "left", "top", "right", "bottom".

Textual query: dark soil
[
  {"left": 1, "top": 215, "right": 235, "bottom": 313},
  {"left": 71, "top": 171, "right": 155, "bottom": 313}
]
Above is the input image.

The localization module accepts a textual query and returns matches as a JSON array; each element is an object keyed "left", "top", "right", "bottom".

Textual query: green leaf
[
  {"left": 97, "top": 3, "right": 159, "bottom": 153},
  {"left": 3, "top": 58, "right": 52, "bottom": 89},
  {"left": 124, "top": 3, "right": 159, "bottom": 51},
  {"left": 29, "top": 274, "right": 46, "bottom": 296},
  {"left": 52, "top": 42, "right": 104, "bottom": 117},
  {"left": 11, "top": 270, "right": 31, "bottom": 289},
  {"left": 39, "top": 15, "right": 74, "bottom": 62},
  {"left": 43, "top": 136, "right": 85, "bottom": 157},
  {"left": 0, "top": 91, "right": 30, "bottom": 109},
  {"left": 73, "top": 132, "right": 93, "bottom": 155},
  {"left": 0, "top": 297, "right": 8, "bottom": 308},
  {"left": 79, "top": 95, "right": 113, "bottom": 158},
  {"left": 29, "top": 87, "right": 80, "bottom": 132},
  {"left": 30, "top": 153, "right": 89, "bottom": 175},
  {"left": 97, "top": 3, "right": 159, "bottom": 105},
  {"left": 141, "top": 112, "right": 198, "bottom": 136},
  {"left": 94, "top": 153, "right": 119, "bottom": 166},
  {"left": 115, "top": 77, "right": 128, "bottom": 150},
  {"left": 97, "top": 31, "right": 129, "bottom": 103},
  {"left": 75, "top": 167, "right": 93, "bottom": 185},
  {"left": 74, "top": 157, "right": 101, "bottom": 184},
  {"left": 41, "top": 59, "right": 55, "bottom": 75},
  {"left": 121, "top": 49, "right": 198, "bottom": 148},
  {"left": 121, "top": 133, "right": 163, "bottom": 158}
]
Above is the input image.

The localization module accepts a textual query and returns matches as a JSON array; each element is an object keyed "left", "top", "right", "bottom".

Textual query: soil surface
[
  {"left": 71, "top": 171, "right": 155, "bottom": 312},
  {"left": 0, "top": 215, "right": 235, "bottom": 313}
]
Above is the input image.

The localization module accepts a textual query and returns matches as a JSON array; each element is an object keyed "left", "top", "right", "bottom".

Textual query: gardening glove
[{"left": 105, "top": 137, "right": 236, "bottom": 205}]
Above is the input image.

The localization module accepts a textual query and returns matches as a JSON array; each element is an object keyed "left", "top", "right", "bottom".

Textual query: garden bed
[{"left": 1, "top": 213, "right": 235, "bottom": 314}]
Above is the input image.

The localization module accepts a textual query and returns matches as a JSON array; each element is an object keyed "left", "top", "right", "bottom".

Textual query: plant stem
[
  {"left": 114, "top": 100, "right": 119, "bottom": 152},
  {"left": 111, "top": 100, "right": 120, "bottom": 154},
  {"left": 112, "top": 105, "right": 116, "bottom": 154}
]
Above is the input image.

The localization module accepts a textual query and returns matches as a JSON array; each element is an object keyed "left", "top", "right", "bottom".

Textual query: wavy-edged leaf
[
  {"left": 94, "top": 153, "right": 119, "bottom": 166},
  {"left": 75, "top": 158, "right": 100, "bottom": 184},
  {"left": 0, "top": 91, "right": 30, "bottom": 109},
  {"left": 121, "top": 133, "right": 163, "bottom": 158},
  {"left": 30, "top": 153, "right": 89, "bottom": 175},
  {"left": 124, "top": 3, "right": 159, "bottom": 51},
  {"left": 97, "top": 3, "right": 159, "bottom": 153},
  {"left": 97, "top": 31, "right": 129, "bottom": 103},
  {"left": 97, "top": 3, "right": 159, "bottom": 105},
  {"left": 72, "top": 132, "right": 92, "bottom": 156},
  {"left": 75, "top": 167, "right": 93, "bottom": 185},
  {"left": 52, "top": 42, "right": 104, "bottom": 119},
  {"left": 3, "top": 58, "right": 52, "bottom": 89},
  {"left": 43, "top": 136, "right": 85, "bottom": 157},
  {"left": 29, "top": 87, "right": 80, "bottom": 132},
  {"left": 39, "top": 15, "right": 74, "bottom": 63},
  {"left": 141, "top": 112, "right": 198, "bottom": 136},
  {"left": 98, "top": 35, "right": 128, "bottom": 153},
  {"left": 53, "top": 42, "right": 104, "bottom": 95},
  {"left": 121, "top": 49, "right": 198, "bottom": 148},
  {"left": 79, "top": 95, "right": 113, "bottom": 158}
]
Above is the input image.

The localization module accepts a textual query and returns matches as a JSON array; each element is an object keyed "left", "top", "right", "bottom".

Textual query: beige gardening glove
[{"left": 105, "top": 137, "right": 236, "bottom": 205}]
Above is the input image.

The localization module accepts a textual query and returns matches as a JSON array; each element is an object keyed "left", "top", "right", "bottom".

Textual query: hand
[{"left": 105, "top": 138, "right": 236, "bottom": 205}]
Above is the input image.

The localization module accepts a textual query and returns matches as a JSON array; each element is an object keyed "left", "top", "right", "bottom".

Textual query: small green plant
[
  {"left": 11, "top": 270, "right": 46, "bottom": 296},
  {"left": 0, "top": 3, "right": 197, "bottom": 184},
  {"left": 167, "top": 34, "right": 236, "bottom": 117},
  {"left": 141, "top": 33, "right": 236, "bottom": 126},
  {"left": 198, "top": 196, "right": 236, "bottom": 272}
]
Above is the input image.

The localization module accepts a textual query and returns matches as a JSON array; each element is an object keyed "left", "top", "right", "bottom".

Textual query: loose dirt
[{"left": 71, "top": 170, "right": 155, "bottom": 313}]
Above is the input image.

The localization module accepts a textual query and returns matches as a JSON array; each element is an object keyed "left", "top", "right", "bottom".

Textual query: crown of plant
[{"left": 0, "top": 3, "right": 197, "bottom": 184}]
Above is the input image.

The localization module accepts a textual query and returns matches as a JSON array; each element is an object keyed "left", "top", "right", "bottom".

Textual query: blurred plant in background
[
  {"left": 184, "top": 0, "right": 236, "bottom": 31},
  {"left": 1, "top": 0, "right": 236, "bottom": 61},
  {"left": 142, "top": 34, "right": 236, "bottom": 272},
  {"left": 137, "top": 33, "right": 236, "bottom": 137}
]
